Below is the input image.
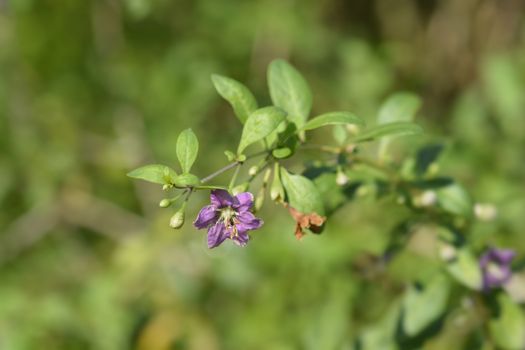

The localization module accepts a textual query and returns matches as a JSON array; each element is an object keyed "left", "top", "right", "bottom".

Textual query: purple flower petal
[
  {"left": 232, "top": 231, "right": 250, "bottom": 247},
  {"left": 492, "top": 249, "right": 516, "bottom": 264},
  {"left": 480, "top": 247, "right": 516, "bottom": 291},
  {"left": 232, "top": 192, "right": 254, "bottom": 212},
  {"left": 483, "top": 265, "right": 513, "bottom": 290},
  {"left": 236, "top": 211, "right": 263, "bottom": 232},
  {"left": 479, "top": 253, "right": 491, "bottom": 268},
  {"left": 207, "top": 222, "right": 229, "bottom": 248},
  {"left": 193, "top": 205, "right": 218, "bottom": 229},
  {"left": 210, "top": 189, "right": 234, "bottom": 208}
]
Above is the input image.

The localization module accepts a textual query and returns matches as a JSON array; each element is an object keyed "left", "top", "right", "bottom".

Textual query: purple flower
[
  {"left": 193, "top": 190, "right": 263, "bottom": 248},
  {"left": 480, "top": 248, "right": 515, "bottom": 291}
]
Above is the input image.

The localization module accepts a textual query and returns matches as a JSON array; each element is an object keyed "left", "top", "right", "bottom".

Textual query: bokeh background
[{"left": 1, "top": 0, "right": 525, "bottom": 349}]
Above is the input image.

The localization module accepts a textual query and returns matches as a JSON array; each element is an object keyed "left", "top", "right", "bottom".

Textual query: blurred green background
[{"left": 1, "top": 0, "right": 525, "bottom": 349}]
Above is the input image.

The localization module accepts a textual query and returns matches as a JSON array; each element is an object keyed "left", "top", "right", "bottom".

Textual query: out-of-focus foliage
[{"left": 1, "top": 0, "right": 525, "bottom": 349}]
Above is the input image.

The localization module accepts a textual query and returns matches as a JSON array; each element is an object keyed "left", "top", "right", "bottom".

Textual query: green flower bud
[
  {"left": 255, "top": 187, "right": 265, "bottom": 212},
  {"left": 232, "top": 182, "right": 249, "bottom": 195},
  {"left": 169, "top": 210, "right": 185, "bottom": 229},
  {"left": 336, "top": 169, "right": 348, "bottom": 186},
  {"left": 248, "top": 165, "right": 258, "bottom": 176},
  {"left": 159, "top": 199, "right": 171, "bottom": 208},
  {"left": 263, "top": 168, "right": 271, "bottom": 183},
  {"left": 474, "top": 203, "right": 497, "bottom": 221},
  {"left": 270, "top": 164, "right": 285, "bottom": 202},
  {"left": 413, "top": 190, "right": 437, "bottom": 207}
]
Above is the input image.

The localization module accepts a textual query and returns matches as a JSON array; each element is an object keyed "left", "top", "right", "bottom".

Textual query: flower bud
[
  {"left": 270, "top": 164, "right": 285, "bottom": 202},
  {"left": 346, "top": 124, "right": 360, "bottom": 135},
  {"left": 159, "top": 199, "right": 171, "bottom": 208},
  {"left": 232, "top": 182, "right": 249, "bottom": 195},
  {"left": 413, "top": 190, "right": 437, "bottom": 207},
  {"left": 169, "top": 210, "right": 185, "bottom": 229},
  {"left": 420, "top": 190, "right": 437, "bottom": 206},
  {"left": 336, "top": 170, "right": 349, "bottom": 186},
  {"left": 474, "top": 203, "right": 497, "bottom": 222},
  {"left": 263, "top": 168, "right": 272, "bottom": 183},
  {"left": 248, "top": 165, "right": 258, "bottom": 176},
  {"left": 439, "top": 244, "right": 457, "bottom": 262},
  {"left": 255, "top": 187, "right": 265, "bottom": 212}
]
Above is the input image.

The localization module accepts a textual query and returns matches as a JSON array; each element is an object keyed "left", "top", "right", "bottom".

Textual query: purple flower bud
[
  {"left": 479, "top": 248, "right": 515, "bottom": 291},
  {"left": 193, "top": 190, "right": 263, "bottom": 248}
]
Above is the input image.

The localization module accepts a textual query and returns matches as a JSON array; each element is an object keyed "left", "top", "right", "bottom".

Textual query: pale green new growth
[
  {"left": 176, "top": 128, "right": 199, "bottom": 173},
  {"left": 237, "top": 106, "right": 287, "bottom": 154},
  {"left": 211, "top": 74, "right": 258, "bottom": 124},
  {"left": 268, "top": 59, "right": 312, "bottom": 129}
]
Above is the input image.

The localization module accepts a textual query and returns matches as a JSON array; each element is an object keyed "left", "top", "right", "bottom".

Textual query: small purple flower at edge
[
  {"left": 193, "top": 190, "right": 263, "bottom": 248},
  {"left": 479, "top": 248, "right": 516, "bottom": 291}
]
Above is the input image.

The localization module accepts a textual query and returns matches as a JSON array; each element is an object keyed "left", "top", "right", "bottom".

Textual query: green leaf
[
  {"left": 280, "top": 168, "right": 324, "bottom": 215},
  {"left": 211, "top": 74, "right": 258, "bottom": 124},
  {"left": 355, "top": 122, "right": 423, "bottom": 142},
  {"left": 435, "top": 183, "right": 472, "bottom": 217},
  {"left": 378, "top": 92, "right": 422, "bottom": 124},
  {"left": 402, "top": 273, "right": 450, "bottom": 336},
  {"left": 270, "top": 163, "right": 285, "bottom": 202},
  {"left": 415, "top": 144, "right": 444, "bottom": 177},
  {"left": 268, "top": 59, "right": 312, "bottom": 129},
  {"left": 442, "top": 245, "right": 482, "bottom": 290},
  {"left": 311, "top": 172, "right": 348, "bottom": 215},
  {"left": 237, "top": 106, "right": 287, "bottom": 154},
  {"left": 332, "top": 125, "right": 347, "bottom": 145},
  {"left": 359, "top": 301, "right": 401, "bottom": 350},
  {"left": 224, "top": 150, "right": 236, "bottom": 161},
  {"left": 490, "top": 293, "right": 525, "bottom": 350},
  {"left": 174, "top": 173, "right": 201, "bottom": 187},
  {"left": 302, "top": 111, "right": 365, "bottom": 131},
  {"left": 127, "top": 164, "right": 177, "bottom": 185},
  {"left": 176, "top": 129, "right": 199, "bottom": 173},
  {"left": 272, "top": 147, "right": 292, "bottom": 159}
]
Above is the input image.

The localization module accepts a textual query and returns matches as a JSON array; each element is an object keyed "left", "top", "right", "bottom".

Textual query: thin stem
[
  {"left": 183, "top": 188, "right": 193, "bottom": 203},
  {"left": 199, "top": 150, "right": 269, "bottom": 184},
  {"left": 247, "top": 154, "right": 272, "bottom": 183},
  {"left": 200, "top": 162, "right": 240, "bottom": 184},
  {"left": 351, "top": 156, "right": 398, "bottom": 179},
  {"left": 228, "top": 165, "right": 241, "bottom": 191},
  {"left": 301, "top": 144, "right": 341, "bottom": 154}
]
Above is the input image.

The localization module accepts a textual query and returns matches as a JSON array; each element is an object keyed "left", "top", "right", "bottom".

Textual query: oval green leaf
[
  {"left": 176, "top": 128, "right": 199, "bottom": 173},
  {"left": 280, "top": 168, "right": 324, "bottom": 215},
  {"left": 302, "top": 111, "right": 365, "bottom": 131},
  {"left": 490, "top": 293, "right": 525, "bottom": 350},
  {"left": 268, "top": 59, "right": 312, "bottom": 129},
  {"left": 377, "top": 92, "right": 422, "bottom": 124},
  {"left": 435, "top": 183, "right": 472, "bottom": 217},
  {"left": 237, "top": 106, "right": 287, "bottom": 154},
  {"left": 355, "top": 122, "right": 423, "bottom": 142},
  {"left": 402, "top": 273, "right": 450, "bottom": 336},
  {"left": 174, "top": 173, "right": 201, "bottom": 187},
  {"left": 127, "top": 164, "right": 177, "bottom": 185},
  {"left": 272, "top": 147, "right": 293, "bottom": 159},
  {"left": 211, "top": 74, "right": 258, "bottom": 124},
  {"left": 442, "top": 245, "right": 482, "bottom": 290}
]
